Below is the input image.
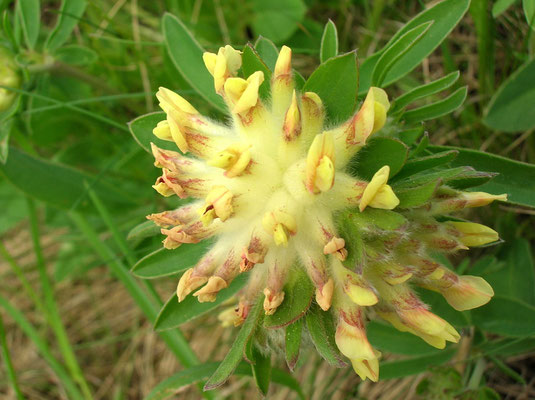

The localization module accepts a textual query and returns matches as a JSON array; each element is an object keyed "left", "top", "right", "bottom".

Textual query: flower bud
[
  {"left": 441, "top": 275, "right": 494, "bottom": 311},
  {"left": 263, "top": 288, "right": 285, "bottom": 315},
  {"left": 194, "top": 276, "right": 228, "bottom": 302},
  {"left": 283, "top": 91, "right": 301, "bottom": 141},
  {"left": 359, "top": 166, "right": 399, "bottom": 211},
  {"left": 207, "top": 143, "right": 251, "bottom": 177},
  {"left": 198, "top": 186, "right": 233, "bottom": 226},
  {"left": 203, "top": 45, "right": 242, "bottom": 92},
  {"left": 262, "top": 210, "right": 297, "bottom": 247},
  {"left": 177, "top": 268, "right": 209, "bottom": 301},
  {"left": 446, "top": 221, "right": 499, "bottom": 247},
  {"left": 224, "top": 71, "right": 264, "bottom": 115},
  {"left": 306, "top": 132, "right": 335, "bottom": 194}
]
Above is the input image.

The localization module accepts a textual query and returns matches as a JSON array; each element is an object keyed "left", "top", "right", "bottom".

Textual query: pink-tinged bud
[
  {"left": 207, "top": 143, "right": 252, "bottom": 177},
  {"left": 401, "top": 308, "right": 460, "bottom": 344},
  {"left": 240, "top": 235, "right": 268, "bottom": 272},
  {"left": 323, "top": 237, "right": 347, "bottom": 261},
  {"left": 316, "top": 278, "right": 334, "bottom": 311},
  {"left": 306, "top": 132, "right": 336, "bottom": 194},
  {"left": 147, "top": 205, "right": 197, "bottom": 228},
  {"left": 224, "top": 71, "right": 264, "bottom": 115},
  {"left": 156, "top": 87, "right": 199, "bottom": 153},
  {"left": 430, "top": 191, "right": 508, "bottom": 214},
  {"left": 446, "top": 221, "right": 500, "bottom": 247},
  {"left": 423, "top": 231, "right": 469, "bottom": 252},
  {"left": 283, "top": 91, "right": 301, "bottom": 141},
  {"left": 262, "top": 211, "right": 297, "bottom": 247},
  {"left": 263, "top": 288, "right": 285, "bottom": 315},
  {"left": 335, "top": 309, "right": 376, "bottom": 361},
  {"left": 235, "top": 297, "right": 252, "bottom": 326},
  {"left": 198, "top": 186, "right": 233, "bottom": 226},
  {"left": 442, "top": 275, "right": 494, "bottom": 311},
  {"left": 177, "top": 268, "right": 209, "bottom": 302},
  {"left": 152, "top": 169, "right": 186, "bottom": 198},
  {"left": 351, "top": 357, "right": 379, "bottom": 382},
  {"left": 376, "top": 262, "right": 413, "bottom": 285},
  {"left": 377, "top": 309, "right": 454, "bottom": 350},
  {"left": 272, "top": 46, "right": 294, "bottom": 116},
  {"left": 193, "top": 276, "right": 228, "bottom": 302},
  {"left": 359, "top": 166, "right": 399, "bottom": 211},
  {"left": 161, "top": 226, "right": 198, "bottom": 249},
  {"left": 203, "top": 45, "right": 242, "bottom": 92}
]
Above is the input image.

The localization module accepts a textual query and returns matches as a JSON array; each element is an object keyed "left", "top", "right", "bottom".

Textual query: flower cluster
[{"left": 147, "top": 45, "right": 505, "bottom": 381}]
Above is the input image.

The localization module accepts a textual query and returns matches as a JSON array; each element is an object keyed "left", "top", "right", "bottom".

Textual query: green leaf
[
  {"left": 0, "top": 147, "right": 132, "bottom": 210},
  {"left": 479, "top": 337, "right": 535, "bottom": 357},
  {"left": 402, "top": 86, "right": 467, "bottom": 124},
  {"left": 428, "top": 145, "right": 535, "bottom": 208},
  {"left": 380, "top": 349, "right": 456, "bottom": 380},
  {"left": 303, "top": 52, "right": 358, "bottom": 123},
  {"left": 355, "top": 209, "right": 407, "bottom": 231},
  {"left": 132, "top": 242, "right": 211, "bottom": 279},
  {"left": 251, "top": 0, "right": 306, "bottom": 43},
  {"left": 392, "top": 71, "right": 460, "bottom": 111},
  {"left": 320, "top": 20, "right": 338, "bottom": 63},
  {"left": 359, "top": 0, "right": 470, "bottom": 93},
  {"left": 128, "top": 112, "right": 179, "bottom": 153},
  {"left": 372, "top": 22, "right": 433, "bottom": 87},
  {"left": 127, "top": 220, "right": 161, "bottom": 243},
  {"left": 349, "top": 137, "right": 409, "bottom": 180},
  {"left": 524, "top": 0, "right": 535, "bottom": 28},
  {"left": 145, "top": 361, "right": 304, "bottom": 400},
  {"left": 492, "top": 0, "right": 518, "bottom": 17},
  {"left": 285, "top": 318, "right": 302, "bottom": 371},
  {"left": 241, "top": 44, "right": 271, "bottom": 100},
  {"left": 305, "top": 304, "right": 347, "bottom": 367},
  {"left": 505, "top": 239, "right": 535, "bottom": 306},
  {"left": 204, "top": 297, "right": 263, "bottom": 390},
  {"left": 251, "top": 345, "right": 271, "bottom": 395},
  {"left": 254, "top": 36, "right": 279, "bottom": 70},
  {"left": 395, "top": 179, "right": 440, "bottom": 208},
  {"left": 484, "top": 58, "right": 535, "bottom": 132},
  {"left": 54, "top": 45, "right": 97, "bottom": 66},
  {"left": 154, "top": 273, "right": 248, "bottom": 331},
  {"left": 45, "top": 0, "right": 87, "bottom": 51},
  {"left": 394, "top": 150, "right": 459, "bottom": 181},
  {"left": 394, "top": 166, "right": 469, "bottom": 189},
  {"left": 472, "top": 295, "right": 535, "bottom": 337},
  {"left": 162, "top": 13, "right": 226, "bottom": 112},
  {"left": 264, "top": 268, "right": 314, "bottom": 329},
  {"left": 398, "top": 127, "right": 424, "bottom": 146},
  {"left": 17, "top": 0, "right": 39, "bottom": 49},
  {"left": 367, "top": 321, "right": 441, "bottom": 355}
]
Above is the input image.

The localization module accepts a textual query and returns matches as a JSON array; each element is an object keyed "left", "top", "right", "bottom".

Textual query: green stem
[
  {"left": 68, "top": 211, "right": 216, "bottom": 400},
  {"left": 467, "top": 357, "right": 486, "bottom": 390},
  {"left": 0, "top": 241, "right": 45, "bottom": 315},
  {"left": 27, "top": 199, "right": 94, "bottom": 400},
  {"left": 0, "top": 314, "right": 25, "bottom": 400},
  {"left": 0, "top": 295, "right": 84, "bottom": 400}
]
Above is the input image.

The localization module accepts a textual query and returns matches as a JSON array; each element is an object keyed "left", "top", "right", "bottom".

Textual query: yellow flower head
[{"left": 146, "top": 44, "right": 505, "bottom": 382}]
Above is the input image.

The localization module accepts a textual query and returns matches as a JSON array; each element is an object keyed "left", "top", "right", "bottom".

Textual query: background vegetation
[{"left": 0, "top": 0, "right": 534, "bottom": 399}]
